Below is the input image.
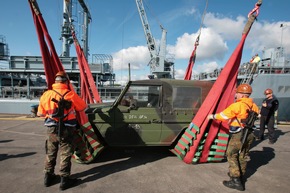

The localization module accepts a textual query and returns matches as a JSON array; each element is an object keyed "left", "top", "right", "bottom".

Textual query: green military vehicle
[{"left": 86, "top": 79, "right": 213, "bottom": 147}]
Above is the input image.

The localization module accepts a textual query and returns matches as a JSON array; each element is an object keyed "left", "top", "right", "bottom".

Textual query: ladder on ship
[{"left": 240, "top": 62, "right": 258, "bottom": 84}]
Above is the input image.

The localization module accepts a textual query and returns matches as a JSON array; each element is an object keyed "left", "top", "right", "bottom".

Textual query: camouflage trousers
[
  {"left": 44, "top": 126, "right": 76, "bottom": 177},
  {"left": 226, "top": 130, "right": 255, "bottom": 178}
]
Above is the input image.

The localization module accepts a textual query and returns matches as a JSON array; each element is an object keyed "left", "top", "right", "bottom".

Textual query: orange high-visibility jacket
[
  {"left": 214, "top": 97, "right": 259, "bottom": 128},
  {"left": 37, "top": 83, "right": 87, "bottom": 125}
]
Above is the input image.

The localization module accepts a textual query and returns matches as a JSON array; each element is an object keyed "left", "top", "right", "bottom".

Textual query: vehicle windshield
[{"left": 119, "top": 85, "right": 161, "bottom": 108}]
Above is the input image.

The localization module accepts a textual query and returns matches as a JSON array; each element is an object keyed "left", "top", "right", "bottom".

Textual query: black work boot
[
  {"left": 59, "top": 176, "right": 78, "bottom": 191},
  {"left": 44, "top": 173, "right": 55, "bottom": 187},
  {"left": 256, "top": 135, "right": 264, "bottom": 141},
  {"left": 223, "top": 177, "right": 245, "bottom": 191}
]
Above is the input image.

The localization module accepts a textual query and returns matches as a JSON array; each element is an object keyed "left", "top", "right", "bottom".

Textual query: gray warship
[{"left": 194, "top": 47, "right": 290, "bottom": 123}]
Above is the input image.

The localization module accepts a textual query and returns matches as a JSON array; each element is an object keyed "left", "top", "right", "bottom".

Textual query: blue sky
[{"left": 1, "top": 0, "right": 290, "bottom": 85}]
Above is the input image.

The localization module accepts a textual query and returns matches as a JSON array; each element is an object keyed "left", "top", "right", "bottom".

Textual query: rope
[
  {"left": 142, "top": 0, "right": 164, "bottom": 29},
  {"left": 198, "top": 0, "right": 209, "bottom": 36},
  {"left": 193, "top": 0, "right": 209, "bottom": 50}
]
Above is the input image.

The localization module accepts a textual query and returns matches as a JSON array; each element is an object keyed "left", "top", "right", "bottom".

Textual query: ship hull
[{"left": 250, "top": 74, "right": 290, "bottom": 122}]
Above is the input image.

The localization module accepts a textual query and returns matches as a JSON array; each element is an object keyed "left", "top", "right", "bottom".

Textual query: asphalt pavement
[{"left": 0, "top": 114, "right": 290, "bottom": 193}]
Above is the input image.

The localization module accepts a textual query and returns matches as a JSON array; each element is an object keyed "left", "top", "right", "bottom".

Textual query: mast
[
  {"left": 61, "top": 0, "right": 73, "bottom": 57},
  {"left": 78, "top": 0, "right": 91, "bottom": 60},
  {"left": 61, "top": 0, "right": 91, "bottom": 59}
]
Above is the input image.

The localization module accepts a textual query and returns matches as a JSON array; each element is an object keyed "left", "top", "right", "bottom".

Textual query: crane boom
[
  {"left": 135, "top": 0, "right": 174, "bottom": 79},
  {"left": 136, "top": 0, "right": 156, "bottom": 56}
]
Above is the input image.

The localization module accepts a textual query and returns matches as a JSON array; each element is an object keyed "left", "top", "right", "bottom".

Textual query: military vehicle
[{"left": 86, "top": 79, "right": 213, "bottom": 147}]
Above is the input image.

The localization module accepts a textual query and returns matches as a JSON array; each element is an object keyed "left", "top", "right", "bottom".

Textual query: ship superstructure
[
  {"left": 0, "top": 0, "right": 117, "bottom": 100},
  {"left": 193, "top": 47, "right": 290, "bottom": 122}
]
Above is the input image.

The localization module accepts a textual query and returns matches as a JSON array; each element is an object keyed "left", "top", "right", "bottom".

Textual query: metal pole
[
  {"left": 26, "top": 74, "right": 30, "bottom": 99},
  {"left": 128, "top": 63, "right": 131, "bottom": 81},
  {"left": 280, "top": 24, "right": 284, "bottom": 48},
  {"left": 61, "top": 0, "right": 72, "bottom": 57},
  {"left": 83, "top": 12, "right": 89, "bottom": 60}
]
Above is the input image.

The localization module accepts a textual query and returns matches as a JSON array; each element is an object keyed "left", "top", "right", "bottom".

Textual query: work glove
[{"left": 207, "top": 114, "right": 215, "bottom": 120}]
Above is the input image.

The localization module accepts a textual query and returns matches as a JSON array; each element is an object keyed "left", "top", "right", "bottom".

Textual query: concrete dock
[{"left": 0, "top": 113, "right": 289, "bottom": 193}]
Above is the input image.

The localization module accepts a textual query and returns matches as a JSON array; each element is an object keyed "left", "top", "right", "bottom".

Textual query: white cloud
[
  {"left": 111, "top": 12, "right": 290, "bottom": 84},
  {"left": 113, "top": 74, "right": 129, "bottom": 86},
  {"left": 193, "top": 61, "right": 219, "bottom": 74},
  {"left": 174, "top": 68, "right": 185, "bottom": 79},
  {"left": 113, "top": 71, "right": 150, "bottom": 86},
  {"left": 204, "top": 13, "right": 245, "bottom": 40},
  {"left": 185, "top": 7, "right": 198, "bottom": 16},
  {"left": 174, "top": 28, "right": 228, "bottom": 61},
  {"left": 112, "top": 46, "right": 150, "bottom": 70},
  {"left": 246, "top": 21, "right": 290, "bottom": 55},
  {"left": 173, "top": 61, "right": 219, "bottom": 80}
]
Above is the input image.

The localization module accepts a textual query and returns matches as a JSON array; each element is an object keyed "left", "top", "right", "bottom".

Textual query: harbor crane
[{"left": 135, "top": 0, "right": 174, "bottom": 79}]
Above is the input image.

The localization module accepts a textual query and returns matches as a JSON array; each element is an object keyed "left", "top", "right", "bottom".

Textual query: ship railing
[
  {"left": 0, "top": 86, "right": 46, "bottom": 99},
  {"left": 193, "top": 68, "right": 222, "bottom": 80},
  {"left": 194, "top": 63, "right": 290, "bottom": 82},
  {"left": 0, "top": 85, "right": 123, "bottom": 101},
  {"left": 257, "top": 66, "right": 290, "bottom": 74}
]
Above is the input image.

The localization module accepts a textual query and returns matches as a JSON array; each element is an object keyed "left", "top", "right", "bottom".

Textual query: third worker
[{"left": 257, "top": 88, "right": 279, "bottom": 144}]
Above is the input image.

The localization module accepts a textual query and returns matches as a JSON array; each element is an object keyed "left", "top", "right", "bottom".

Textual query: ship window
[
  {"left": 172, "top": 87, "right": 201, "bottom": 109},
  {"left": 285, "top": 86, "right": 290, "bottom": 93},
  {"left": 278, "top": 86, "right": 284, "bottom": 93}
]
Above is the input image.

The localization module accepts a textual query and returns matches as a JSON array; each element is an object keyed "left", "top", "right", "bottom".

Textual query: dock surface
[{"left": 0, "top": 113, "right": 289, "bottom": 193}]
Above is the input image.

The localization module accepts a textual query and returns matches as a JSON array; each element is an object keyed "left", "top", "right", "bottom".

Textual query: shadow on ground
[{"left": 73, "top": 146, "right": 173, "bottom": 185}]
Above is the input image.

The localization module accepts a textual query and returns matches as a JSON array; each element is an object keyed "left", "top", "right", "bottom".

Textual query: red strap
[{"left": 184, "top": 35, "right": 200, "bottom": 80}]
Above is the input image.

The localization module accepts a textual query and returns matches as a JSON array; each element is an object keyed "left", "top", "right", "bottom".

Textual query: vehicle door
[
  {"left": 161, "top": 85, "right": 202, "bottom": 144},
  {"left": 111, "top": 84, "right": 163, "bottom": 146}
]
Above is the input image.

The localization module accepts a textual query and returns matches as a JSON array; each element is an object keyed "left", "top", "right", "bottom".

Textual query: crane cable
[
  {"left": 143, "top": 0, "right": 164, "bottom": 29},
  {"left": 196, "top": 0, "right": 209, "bottom": 45},
  {"left": 184, "top": 0, "right": 209, "bottom": 80}
]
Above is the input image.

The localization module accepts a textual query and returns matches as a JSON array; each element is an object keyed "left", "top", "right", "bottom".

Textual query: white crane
[{"left": 135, "top": 0, "right": 174, "bottom": 79}]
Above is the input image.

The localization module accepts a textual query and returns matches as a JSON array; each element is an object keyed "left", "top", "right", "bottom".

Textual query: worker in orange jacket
[
  {"left": 37, "top": 71, "right": 87, "bottom": 191},
  {"left": 208, "top": 84, "right": 259, "bottom": 191}
]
